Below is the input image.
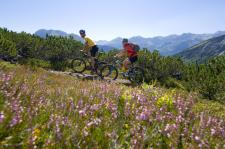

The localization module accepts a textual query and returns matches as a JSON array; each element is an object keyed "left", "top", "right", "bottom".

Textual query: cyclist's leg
[
  {"left": 127, "top": 56, "right": 138, "bottom": 73},
  {"left": 121, "top": 58, "right": 131, "bottom": 77},
  {"left": 123, "top": 58, "right": 131, "bottom": 71},
  {"left": 90, "top": 45, "right": 98, "bottom": 70}
]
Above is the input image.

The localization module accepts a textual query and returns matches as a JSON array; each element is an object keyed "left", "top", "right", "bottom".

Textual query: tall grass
[{"left": 0, "top": 61, "right": 224, "bottom": 148}]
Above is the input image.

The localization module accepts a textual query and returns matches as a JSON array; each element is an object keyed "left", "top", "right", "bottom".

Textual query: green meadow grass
[{"left": 0, "top": 61, "right": 224, "bottom": 148}]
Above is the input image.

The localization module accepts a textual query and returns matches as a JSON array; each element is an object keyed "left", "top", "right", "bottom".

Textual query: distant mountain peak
[
  {"left": 111, "top": 37, "right": 123, "bottom": 41},
  {"left": 35, "top": 29, "right": 83, "bottom": 42},
  {"left": 130, "top": 36, "right": 145, "bottom": 40},
  {"left": 176, "top": 34, "right": 225, "bottom": 62}
]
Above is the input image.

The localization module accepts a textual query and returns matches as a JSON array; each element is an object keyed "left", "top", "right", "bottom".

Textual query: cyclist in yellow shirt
[{"left": 79, "top": 30, "right": 99, "bottom": 71}]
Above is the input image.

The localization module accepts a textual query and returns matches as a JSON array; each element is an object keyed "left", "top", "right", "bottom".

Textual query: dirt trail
[{"left": 49, "top": 70, "right": 131, "bottom": 85}]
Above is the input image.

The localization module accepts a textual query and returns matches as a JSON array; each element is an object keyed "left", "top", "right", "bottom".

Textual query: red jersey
[{"left": 123, "top": 43, "right": 138, "bottom": 58}]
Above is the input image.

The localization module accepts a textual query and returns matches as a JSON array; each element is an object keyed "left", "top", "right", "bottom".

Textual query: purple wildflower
[{"left": 0, "top": 111, "right": 4, "bottom": 123}]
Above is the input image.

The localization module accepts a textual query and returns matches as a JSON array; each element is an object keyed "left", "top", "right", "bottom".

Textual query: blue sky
[{"left": 1, "top": 0, "right": 225, "bottom": 40}]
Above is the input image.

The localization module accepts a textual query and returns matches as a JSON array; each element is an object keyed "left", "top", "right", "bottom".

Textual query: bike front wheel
[
  {"left": 100, "top": 64, "right": 118, "bottom": 81},
  {"left": 95, "top": 61, "right": 107, "bottom": 76},
  {"left": 71, "top": 58, "right": 86, "bottom": 73}
]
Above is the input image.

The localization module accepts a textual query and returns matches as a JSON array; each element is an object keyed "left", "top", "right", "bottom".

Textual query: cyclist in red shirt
[{"left": 115, "top": 38, "right": 138, "bottom": 76}]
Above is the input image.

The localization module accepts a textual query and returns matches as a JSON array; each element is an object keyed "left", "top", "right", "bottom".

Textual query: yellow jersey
[{"left": 84, "top": 37, "right": 95, "bottom": 51}]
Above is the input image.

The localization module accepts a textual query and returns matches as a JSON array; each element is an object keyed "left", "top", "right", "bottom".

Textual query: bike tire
[
  {"left": 128, "top": 67, "right": 145, "bottom": 84},
  {"left": 95, "top": 61, "right": 107, "bottom": 76},
  {"left": 100, "top": 64, "right": 118, "bottom": 80},
  {"left": 71, "top": 58, "right": 86, "bottom": 73}
]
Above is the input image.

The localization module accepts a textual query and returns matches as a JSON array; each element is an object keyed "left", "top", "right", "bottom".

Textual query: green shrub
[
  {"left": 137, "top": 50, "right": 185, "bottom": 86},
  {"left": 185, "top": 56, "right": 225, "bottom": 101},
  {"left": 0, "top": 36, "right": 17, "bottom": 59}
]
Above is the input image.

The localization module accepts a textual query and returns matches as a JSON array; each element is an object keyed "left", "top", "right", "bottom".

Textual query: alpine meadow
[{"left": 1, "top": 0, "right": 225, "bottom": 148}]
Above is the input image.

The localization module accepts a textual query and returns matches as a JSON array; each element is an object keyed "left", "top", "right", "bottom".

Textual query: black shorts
[
  {"left": 129, "top": 56, "right": 138, "bottom": 63},
  {"left": 90, "top": 45, "right": 98, "bottom": 57}
]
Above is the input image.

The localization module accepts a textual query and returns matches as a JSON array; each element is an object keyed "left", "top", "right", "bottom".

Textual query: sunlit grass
[{"left": 0, "top": 61, "right": 224, "bottom": 148}]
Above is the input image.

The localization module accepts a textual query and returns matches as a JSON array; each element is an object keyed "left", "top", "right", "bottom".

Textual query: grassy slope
[{"left": 0, "top": 60, "right": 224, "bottom": 148}]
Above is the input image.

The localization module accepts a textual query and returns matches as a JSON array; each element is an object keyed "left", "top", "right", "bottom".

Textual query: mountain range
[
  {"left": 96, "top": 32, "right": 225, "bottom": 55},
  {"left": 176, "top": 34, "right": 225, "bottom": 62},
  {"left": 34, "top": 29, "right": 225, "bottom": 55}
]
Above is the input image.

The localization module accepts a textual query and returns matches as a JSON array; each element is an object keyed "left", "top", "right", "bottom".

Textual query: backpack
[{"left": 132, "top": 44, "right": 140, "bottom": 52}]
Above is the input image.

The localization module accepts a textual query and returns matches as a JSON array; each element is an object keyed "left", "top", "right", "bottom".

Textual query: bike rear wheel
[
  {"left": 100, "top": 64, "right": 118, "bottom": 81},
  {"left": 128, "top": 67, "right": 144, "bottom": 84},
  {"left": 71, "top": 58, "right": 86, "bottom": 73}
]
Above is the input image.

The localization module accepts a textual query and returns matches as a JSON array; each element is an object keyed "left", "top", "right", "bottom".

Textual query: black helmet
[
  {"left": 79, "top": 29, "right": 85, "bottom": 34},
  {"left": 122, "top": 38, "right": 128, "bottom": 43}
]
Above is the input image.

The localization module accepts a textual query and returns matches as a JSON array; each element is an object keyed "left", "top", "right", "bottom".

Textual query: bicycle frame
[
  {"left": 112, "top": 58, "right": 136, "bottom": 72},
  {"left": 73, "top": 51, "right": 107, "bottom": 75},
  {"left": 79, "top": 51, "right": 105, "bottom": 65}
]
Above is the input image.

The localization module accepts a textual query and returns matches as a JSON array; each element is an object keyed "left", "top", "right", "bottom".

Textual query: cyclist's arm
[{"left": 83, "top": 41, "right": 90, "bottom": 53}]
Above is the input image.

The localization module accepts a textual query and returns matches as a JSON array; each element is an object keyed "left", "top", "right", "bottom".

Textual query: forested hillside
[{"left": 0, "top": 28, "right": 82, "bottom": 70}]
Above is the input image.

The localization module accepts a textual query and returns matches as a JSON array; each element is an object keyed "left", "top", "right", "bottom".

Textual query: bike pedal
[{"left": 122, "top": 72, "right": 129, "bottom": 78}]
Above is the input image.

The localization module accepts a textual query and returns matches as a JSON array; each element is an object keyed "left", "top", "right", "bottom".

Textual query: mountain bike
[
  {"left": 100, "top": 58, "right": 145, "bottom": 84},
  {"left": 71, "top": 51, "right": 117, "bottom": 79}
]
